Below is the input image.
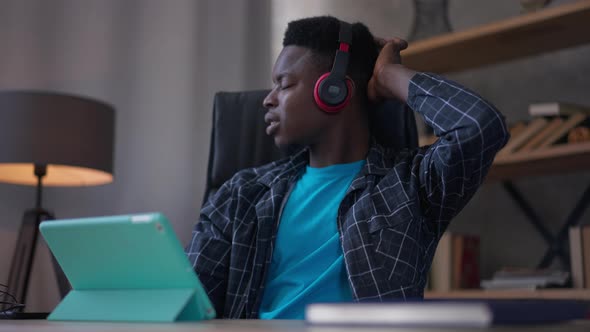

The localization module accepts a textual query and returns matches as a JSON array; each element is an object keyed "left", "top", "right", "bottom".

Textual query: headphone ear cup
[
  {"left": 344, "top": 77, "right": 355, "bottom": 98},
  {"left": 313, "top": 74, "right": 354, "bottom": 113},
  {"left": 313, "top": 72, "right": 331, "bottom": 111}
]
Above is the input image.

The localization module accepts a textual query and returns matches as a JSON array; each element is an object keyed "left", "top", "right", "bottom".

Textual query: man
[{"left": 186, "top": 16, "right": 509, "bottom": 319}]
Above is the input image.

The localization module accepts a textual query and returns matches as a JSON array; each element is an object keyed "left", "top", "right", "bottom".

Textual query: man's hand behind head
[{"left": 367, "top": 37, "right": 413, "bottom": 103}]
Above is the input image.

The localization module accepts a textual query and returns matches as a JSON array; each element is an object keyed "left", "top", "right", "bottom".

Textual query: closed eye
[
  {"left": 279, "top": 83, "right": 293, "bottom": 90},
  {"left": 272, "top": 72, "right": 296, "bottom": 91}
]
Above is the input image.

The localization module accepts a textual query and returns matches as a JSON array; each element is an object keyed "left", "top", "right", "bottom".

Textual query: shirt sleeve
[
  {"left": 185, "top": 181, "right": 234, "bottom": 317},
  {"left": 407, "top": 73, "right": 510, "bottom": 231}
]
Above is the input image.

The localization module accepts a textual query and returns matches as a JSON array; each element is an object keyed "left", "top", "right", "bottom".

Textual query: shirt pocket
[{"left": 371, "top": 217, "right": 422, "bottom": 286}]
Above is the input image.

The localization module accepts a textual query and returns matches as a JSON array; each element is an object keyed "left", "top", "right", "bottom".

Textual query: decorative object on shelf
[
  {"left": 408, "top": 0, "right": 452, "bottom": 137},
  {"left": 569, "top": 126, "right": 590, "bottom": 143},
  {"left": 408, "top": 0, "right": 452, "bottom": 41},
  {"left": 520, "top": 0, "right": 553, "bottom": 13},
  {"left": 0, "top": 91, "right": 115, "bottom": 313}
]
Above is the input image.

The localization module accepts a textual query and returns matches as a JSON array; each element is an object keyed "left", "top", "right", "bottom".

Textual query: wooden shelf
[
  {"left": 402, "top": 0, "right": 590, "bottom": 73},
  {"left": 486, "top": 141, "right": 590, "bottom": 182},
  {"left": 426, "top": 288, "right": 590, "bottom": 300}
]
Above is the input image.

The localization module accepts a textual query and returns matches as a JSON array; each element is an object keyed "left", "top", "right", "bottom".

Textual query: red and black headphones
[{"left": 313, "top": 21, "right": 354, "bottom": 113}]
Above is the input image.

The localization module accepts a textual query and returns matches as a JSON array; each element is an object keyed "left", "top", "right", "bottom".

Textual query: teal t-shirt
[{"left": 259, "top": 159, "right": 365, "bottom": 319}]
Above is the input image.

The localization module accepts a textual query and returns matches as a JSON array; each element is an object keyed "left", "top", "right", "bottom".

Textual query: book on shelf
[
  {"left": 499, "top": 104, "right": 590, "bottom": 156},
  {"left": 518, "top": 117, "right": 564, "bottom": 152},
  {"left": 429, "top": 232, "right": 480, "bottom": 291},
  {"left": 497, "top": 117, "right": 548, "bottom": 156},
  {"left": 480, "top": 268, "right": 570, "bottom": 290},
  {"left": 528, "top": 102, "right": 590, "bottom": 117},
  {"left": 508, "top": 122, "right": 527, "bottom": 139},
  {"left": 570, "top": 225, "right": 590, "bottom": 289}
]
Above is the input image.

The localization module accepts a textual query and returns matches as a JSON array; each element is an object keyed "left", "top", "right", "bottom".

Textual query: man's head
[
  {"left": 263, "top": 16, "right": 378, "bottom": 149},
  {"left": 283, "top": 16, "right": 379, "bottom": 104}
]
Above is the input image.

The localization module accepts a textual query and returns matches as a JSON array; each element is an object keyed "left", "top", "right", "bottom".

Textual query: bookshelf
[
  {"left": 488, "top": 141, "right": 590, "bottom": 181},
  {"left": 402, "top": 0, "right": 590, "bottom": 73},
  {"left": 408, "top": 1, "right": 590, "bottom": 299}
]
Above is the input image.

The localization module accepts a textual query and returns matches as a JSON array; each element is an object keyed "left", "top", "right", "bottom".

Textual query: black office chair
[{"left": 203, "top": 90, "right": 418, "bottom": 204}]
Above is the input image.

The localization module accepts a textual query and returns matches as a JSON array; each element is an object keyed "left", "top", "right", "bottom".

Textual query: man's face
[{"left": 263, "top": 46, "right": 332, "bottom": 148}]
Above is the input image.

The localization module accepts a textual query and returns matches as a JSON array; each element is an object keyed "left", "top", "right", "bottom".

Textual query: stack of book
[
  {"left": 480, "top": 268, "right": 570, "bottom": 290},
  {"left": 498, "top": 102, "right": 590, "bottom": 157},
  {"left": 429, "top": 232, "right": 480, "bottom": 291},
  {"left": 570, "top": 224, "right": 590, "bottom": 289}
]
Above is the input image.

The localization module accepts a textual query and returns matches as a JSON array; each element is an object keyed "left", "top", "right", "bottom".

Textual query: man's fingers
[
  {"left": 375, "top": 37, "right": 387, "bottom": 45},
  {"left": 374, "top": 37, "right": 408, "bottom": 66},
  {"left": 397, "top": 39, "right": 408, "bottom": 50},
  {"left": 385, "top": 38, "right": 408, "bottom": 51},
  {"left": 375, "top": 37, "right": 408, "bottom": 49},
  {"left": 374, "top": 37, "right": 387, "bottom": 51}
]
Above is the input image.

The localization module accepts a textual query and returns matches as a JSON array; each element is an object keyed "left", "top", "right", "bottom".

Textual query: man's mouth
[{"left": 266, "top": 121, "right": 279, "bottom": 135}]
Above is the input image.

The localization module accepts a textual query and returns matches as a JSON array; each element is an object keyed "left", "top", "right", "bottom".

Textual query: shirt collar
[
  {"left": 257, "top": 138, "right": 395, "bottom": 187},
  {"left": 257, "top": 147, "right": 308, "bottom": 187}
]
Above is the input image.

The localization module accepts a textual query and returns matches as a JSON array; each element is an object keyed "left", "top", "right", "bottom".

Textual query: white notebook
[{"left": 305, "top": 300, "right": 587, "bottom": 328}]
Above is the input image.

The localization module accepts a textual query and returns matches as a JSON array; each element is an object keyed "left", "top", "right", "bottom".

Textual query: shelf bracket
[{"left": 501, "top": 181, "right": 590, "bottom": 270}]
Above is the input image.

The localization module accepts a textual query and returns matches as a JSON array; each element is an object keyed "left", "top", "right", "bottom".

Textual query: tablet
[{"left": 39, "top": 212, "right": 216, "bottom": 322}]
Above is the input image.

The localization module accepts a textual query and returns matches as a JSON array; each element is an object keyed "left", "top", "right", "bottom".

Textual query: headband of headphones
[{"left": 328, "top": 21, "right": 352, "bottom": 82}]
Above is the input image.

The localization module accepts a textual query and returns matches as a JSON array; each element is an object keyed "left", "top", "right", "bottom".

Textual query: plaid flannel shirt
[{"left": 186, "top": 73, "right": 510, "bottom": 318}]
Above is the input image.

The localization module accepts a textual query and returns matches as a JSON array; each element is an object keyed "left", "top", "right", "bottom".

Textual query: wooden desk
[{"left": 1, "top": 319, "right": 590, "bottom": 332}]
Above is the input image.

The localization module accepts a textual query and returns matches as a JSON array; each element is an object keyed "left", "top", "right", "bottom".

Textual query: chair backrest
[{"left": 203, "top": 90, "right": 418, "bottom": 204}]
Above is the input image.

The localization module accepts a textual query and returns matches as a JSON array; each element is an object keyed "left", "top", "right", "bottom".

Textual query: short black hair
[{"left": 283, "top": 16, "right": 378, "bottom": 104}]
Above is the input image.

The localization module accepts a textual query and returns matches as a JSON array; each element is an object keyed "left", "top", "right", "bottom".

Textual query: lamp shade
[{"left": 0, "top": 91, "right": 115, "bottom": 187}]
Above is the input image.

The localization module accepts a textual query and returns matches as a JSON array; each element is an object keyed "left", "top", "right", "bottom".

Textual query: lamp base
[{"left": 2, "top": 208, "right": 70, "bottom": 317}]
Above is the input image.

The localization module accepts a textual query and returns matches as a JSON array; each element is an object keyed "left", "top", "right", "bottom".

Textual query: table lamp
[{"left": 0, "top": 91, "right": 115, "bottom": 312}]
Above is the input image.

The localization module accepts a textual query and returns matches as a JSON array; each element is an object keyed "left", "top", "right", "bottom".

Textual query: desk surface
[{"left": 1, "top": 319, "right": 590, "bottom": 332}]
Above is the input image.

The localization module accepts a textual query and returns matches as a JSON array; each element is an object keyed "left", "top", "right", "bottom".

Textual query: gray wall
[
  {"left": 0, "top": 0, "right": 588, "bottom": 312},
  {"left": 0, "top": 0, "right": 271, "bottom": 312}
]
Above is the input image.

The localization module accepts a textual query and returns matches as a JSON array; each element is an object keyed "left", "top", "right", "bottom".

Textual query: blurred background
[{"left": 0, "top": 0, "right": 588, "bottom": 311}]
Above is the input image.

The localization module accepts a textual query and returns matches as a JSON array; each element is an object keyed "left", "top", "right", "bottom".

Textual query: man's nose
[{"left": 263, "top": 89, "right": 277, "bottom": 109}]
